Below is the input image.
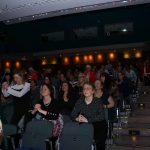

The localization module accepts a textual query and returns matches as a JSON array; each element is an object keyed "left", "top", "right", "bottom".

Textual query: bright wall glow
[
  {"left": 16, "top": 61, "right": 20, "bottom": 68},
  {"left": 135, "top": 51, "right": 142, "bottom": 58},
  {"left": 95, "top": 54, "right": 105, "bottom": 63},
  {"left": 124, "top": 53, "right": 130, "bottom": 59},
  {"left": 62, "top": 57, "right": 71, "bottom": 65},
  {"left": 6, "top": 62, "right": 10, "bottom": 68}
]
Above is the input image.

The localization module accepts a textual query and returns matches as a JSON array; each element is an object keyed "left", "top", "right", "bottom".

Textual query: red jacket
[
  {"left": 141, "top": 66, "right": 150, "bottom": 77},
  {"left": 27, "top": 72, "right": 38, "bottom": 82},
  {"left": 84, "top": 71, "right": 95, "bottom": 83}
]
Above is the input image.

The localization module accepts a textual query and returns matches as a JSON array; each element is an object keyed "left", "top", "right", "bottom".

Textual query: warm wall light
[
  {"left": 83, "top": 56, "right": 88, "bottom": 64},
  {"left": 51, "top": 59, "right": 57, "bottom": 64},
  {"left": 42, "top": 60, "right": 47, "bottom": 65},
  {"left": 6, "top": 62, "right": 10, "bottom": 68},
  {"left": 88, "top": 55, "right": 94, "bottom": 63},
  {"left": 124, "top": 53, "right": 130, "bottom": 59},
  {"left": 135, "top": 52, "right": 142, "bottom": 58},
  {"left": 16, "top": 62, "right": 20, "bottom": 68},
  {"left": 62, "top": 57, "right": 71, "bottom": 65},
  {"left": 110, "top": 53, "right": 114, "bottom": 59}
]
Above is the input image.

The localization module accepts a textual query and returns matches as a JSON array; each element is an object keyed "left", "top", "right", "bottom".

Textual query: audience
[
  {"left": 84, "top": 65, "right": 95, "bottom": 83},
  {"left": 27, "top": 67, "right": 38, "bottom": 83},
  {"left": 69, "top": 73, "right": 77, "bottom": 87}
]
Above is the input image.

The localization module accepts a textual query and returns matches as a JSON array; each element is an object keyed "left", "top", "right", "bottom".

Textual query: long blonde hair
[{"left": 76, "top": 73, "right": 87, "bottom": 86}]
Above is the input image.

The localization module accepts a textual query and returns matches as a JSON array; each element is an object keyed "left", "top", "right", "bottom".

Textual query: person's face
[
  {"left": 118, "top": 73, "right": 124, "bottom": 80},
  {"left": 41, "top": 85, "right": 50, "bottom": 97},
  {"left": 44, "top": 77, "right": 50, "bottom": 84},
  {"left": 62, "top": 83, "right": 69, "bottom": 92},
  {"left": 83, "top": 84, "right": 94, "bottom": 97},
  {"left": 78, "top": 75, "right": 84, "bottom": 83},
  {"left": 69, "top": 75, "right": 74, "bottom": 81},
  {"left": 30, "top": 80, "right": 35, "bottom": 87},
  {"left": 86, "top": 67, "right": 91, "bottom": 72},
  {"left": 14, "top": 74, "right": 22, "bottom": 84},
  {"left": 100, "top": 76, "right": 105, "bottom": 82},
  {"left": 94, "top": 80, "right": 102, "bottom": 90},
  {"left": 96, "top": 73, "right": 100, "bottom": 79},
  {"left": 5, "top": 75, "right": 10, "bottom": 81},
  {"left": 60, "top": 74, "right": 65, "bottom": 81},
  {"left": 29, "top": 70, "right": 33, "bottom": 74}
]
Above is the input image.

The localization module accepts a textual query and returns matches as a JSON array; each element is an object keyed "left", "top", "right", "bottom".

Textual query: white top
[
  {"left": 125, "top": 70, "right": 137, "bottom": 82},
  {"left": 2, "top": 82, "right": 30, "bottom": 98}
]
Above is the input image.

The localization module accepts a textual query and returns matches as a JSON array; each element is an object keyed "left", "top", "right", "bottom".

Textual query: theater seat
[
  {"left": 58, "top": 122, "right": 96, "bottom": 150},
  {"left": 8, "top": 120, "right": 53, "bottom": 150}
]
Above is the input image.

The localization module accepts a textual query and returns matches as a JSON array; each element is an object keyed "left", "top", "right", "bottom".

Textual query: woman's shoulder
[{"left": 25, "top": 82, "right": 30, "bottom": 86}]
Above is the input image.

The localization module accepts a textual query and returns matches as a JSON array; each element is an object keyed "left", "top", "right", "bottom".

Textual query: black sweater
[{"left": 28, "top": 99, "right": 60, "bottom": 120}]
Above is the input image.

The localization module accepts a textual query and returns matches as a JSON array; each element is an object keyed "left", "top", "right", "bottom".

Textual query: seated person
[
  {"left": 25, "top": 84, "right": 63, "bottom": 141},
  {"left": 58, "top": 81, "right": 80, "bottom": 116},
  {"left": 71, "top": 82, "right": 108, "bottom": 150}
]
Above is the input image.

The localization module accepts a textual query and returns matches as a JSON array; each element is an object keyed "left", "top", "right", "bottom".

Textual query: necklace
[{"left": 43, "top": 98, "right": 51, "bottom": 106}]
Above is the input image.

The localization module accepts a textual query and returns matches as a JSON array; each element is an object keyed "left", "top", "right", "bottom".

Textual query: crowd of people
[{"left": 0, "top": 58, "right": 150, "bottom": 150}]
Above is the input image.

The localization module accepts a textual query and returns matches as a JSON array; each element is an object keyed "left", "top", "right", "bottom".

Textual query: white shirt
[{"left": 2, "top": 82, "right": 30, "bottom": 98}]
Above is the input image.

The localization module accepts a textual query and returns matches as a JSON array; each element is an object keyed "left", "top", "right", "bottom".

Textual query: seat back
[
  {"left": 3, "top": 124, "right": 17, "bottom": 150},
  {"left": 21, "top": 120, "right": 53, "bottom": 149},
  {"left": 62, "top": 115, "right": 71, "bottom": 124},
  {"left": 3, "top": 106, "right": 14, "bottom": 123},
  {"left": 59, "top": 122, "right": 94, "bottom": 150}
]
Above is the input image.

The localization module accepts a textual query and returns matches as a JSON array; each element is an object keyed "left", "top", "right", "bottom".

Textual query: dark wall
[
  {"left": 6, "top": 4, "right": 150, "bottom": 53},
  {"left": 0, "top": 22, "right": 6, "bottom": 52}
]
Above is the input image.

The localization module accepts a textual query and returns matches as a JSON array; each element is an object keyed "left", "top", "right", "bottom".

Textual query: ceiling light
[
  {"left": 45, "top": 13, "right": 47, "bottom": 15},
  {"left": 95, "top": 52, "right": 97, "bottom": 53},
  {"left": 44, "top": 57, "right": 45, "bottom": 58},
  {"left": 122, "top": 0, "right": 128, "bottom": 2},
  {"left": 95, "top": 5, "right": 97, "bottom": 7},
  {"left": 134, "top": 49, "right": 135, "bottom": 50},
  {"left": 114, "top": 51, "right": 116, "bottom": 52},
  {"left": 113, "top": 2, "right": 115, "bottom": 4},
  {"left": 76, "top": 8, "right": 78, "bottom": 10},
  {"left": 77, "top": 54, "right": 79, "bottom": 55},
  {"left": 122, "top": 29, "right": 127, "bottom": 32},
  {"left": 33, "top": 16, "right": 34, "bottom": 17},
  {"left": 60, "top": 55, "right": 61, "bottom": 57},
  {"left": 7, "top": 20, "right": 9, "bottom": 22},
  {"left": 19, "top": 18, "right": 21, "bottom": 20},
  {"left": 79, "top": 7, "right": 82, "bottom": 9}
]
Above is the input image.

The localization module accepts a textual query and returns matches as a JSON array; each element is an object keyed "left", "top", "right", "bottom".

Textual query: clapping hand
[
  {"left": 78, "top": 114, "right": 88, "bottom": 123},
  {"left": 2, "top": 82, "right": 8, "bottom": 90},
  {"left": 34, "top": 104, "right": 42, "bottom": 113}
]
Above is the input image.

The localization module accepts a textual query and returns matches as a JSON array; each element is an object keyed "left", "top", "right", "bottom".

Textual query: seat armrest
[
  {"left": 45, "top": 136, "right": 58, "bottom": 142},
  {"left": 6, "top": 133, "right": 21, "bottom": 139}
]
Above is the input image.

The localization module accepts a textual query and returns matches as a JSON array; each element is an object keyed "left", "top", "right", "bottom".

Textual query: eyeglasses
[{"left": 83, "top": 88, "right": 92, "bottom": 91}]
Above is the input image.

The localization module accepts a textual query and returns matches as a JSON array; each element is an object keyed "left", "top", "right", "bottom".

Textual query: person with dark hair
[
  {"left": 40, "top": 76, "right": 56, "bottom": 99},
  {"left": 69, "top": 73, "right": 77, "bottom": 87},
  {"left": 2, "top": 73, "right": 12, "bottom": 85},
  {"left": 30, "top": 80, "right": 40, "bottom": 106},
  {"left": 94, "top": 79, "right": 115, "bottom": 121},
  {"left": 25, "top": 84, "right": 63, "bottom": 145},
  {"left": 116, "top": 71, "right": 135, "bottom": 116},
  {"left": 57, "top": 73, "right": 67, "bottom": 91},
  {"left": 58, "top": 81, "right": 80, "bottom": 116},
  {"left": 2, "top": 69, "right": 31, "bottom": 125},
  {"left": 71, "top": 82, "right": 108, "bottom": 150}
]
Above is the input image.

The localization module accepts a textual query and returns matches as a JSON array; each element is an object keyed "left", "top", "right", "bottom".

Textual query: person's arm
[
  {"left": 7, "top": 82, "right": 30, "bottom": 97},
  {"left": 104, "top": 96, "right": 114, "bottom": 108},
  {"left": 132, "top": 71, "right": 137, "bottom": 83},
  {"left": 2, "top": 89, "right": 10, "bottom": 97},
  {"left": 71, "top": 100, "right": 81, "bottom": 121}
]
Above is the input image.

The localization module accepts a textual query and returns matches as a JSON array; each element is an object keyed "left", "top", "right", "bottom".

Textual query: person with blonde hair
[
  {"left": 2, "top": 69, "right": 31, "bottom": 125},
  {"left": 74, "top": 73, "right": 87, "bottom": 96}
]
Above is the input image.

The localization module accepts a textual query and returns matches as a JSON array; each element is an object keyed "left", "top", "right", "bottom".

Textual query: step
[
  {"left": 134, "top": 108, "right": 150, "bottom": 115},
  {"left": 109, "top": 145, "right": 150, "bottom": 150},
  {"left": 137, "top": 98, "right": 150, "bottom": 102},
  {"left": 112, "top": 135, "right": 150, "bottom": 148},
  {"left": 134, "top": 102, "right": 150, "bottom": 108},
  {"left": 124, "top": 116, "right": 150, "bottom": 123},
  {"left": 113, "top": 123, "right": 150, "bottom": 136}
]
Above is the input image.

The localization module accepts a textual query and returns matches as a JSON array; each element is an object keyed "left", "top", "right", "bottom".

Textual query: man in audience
[
  {"left": 27, "top": 67, "right": 38, "bottom": 83},
  {"left": 69, "top": 73, "right": 77, "bottom": 87}
]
